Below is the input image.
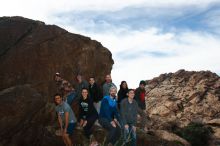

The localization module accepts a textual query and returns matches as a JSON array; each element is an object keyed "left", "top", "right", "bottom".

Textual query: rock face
[
  {"left": 0, "top": 16, "right": 113, "bottom": 146},
  {"left": 0, "top": 85, "right": 64, "bottom": 146},
  {"left": 0, "top": 16, "right": 113, "bottom": 98},
  {"left": 145, "top": 69, "right": 220, "bottom": 142}
]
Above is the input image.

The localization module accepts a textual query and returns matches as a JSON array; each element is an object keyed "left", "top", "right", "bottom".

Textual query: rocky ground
[{"left": 145, "top": 69, "right": 220, "bottom": 145}]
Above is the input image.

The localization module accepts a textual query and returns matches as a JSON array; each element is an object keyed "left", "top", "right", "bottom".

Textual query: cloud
[
  {"left": 1, "top": 0, "right": 219, "bottom": 21},
  {"left": 116, "top": 50, "right": 173, "bottom": 60},
  {"left": 1, "top": 0, "right": 220, "bottom": 88},
  {"left": 51, "top": 2, "right": 220, "bottom": 35}
]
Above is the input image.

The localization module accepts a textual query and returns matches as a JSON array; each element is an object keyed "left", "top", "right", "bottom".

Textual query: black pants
[
  {"left": 84, "top": 115, "right": 98, "bottom": 138},
  {"left": 99, "top": 118, "right": 121, "bottom": 145}
]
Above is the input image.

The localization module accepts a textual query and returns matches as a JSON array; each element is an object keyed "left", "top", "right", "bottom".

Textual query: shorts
[{"left": 63, "top": 123, "right": 76, "bottom": 135}]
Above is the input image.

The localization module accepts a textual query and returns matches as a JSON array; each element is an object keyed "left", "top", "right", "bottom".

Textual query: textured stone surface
[
  {"left": 0, "top": 16, "right": 114, "bottom": 146},
  {"left": 145, "top": 70, "right": 220, "bottom": 126},
  {"left": 144, "top": 69, "right": 220, "bottom": 143},
  {"left": 0, "top": 16, "right": 114, "bottom": 98}
]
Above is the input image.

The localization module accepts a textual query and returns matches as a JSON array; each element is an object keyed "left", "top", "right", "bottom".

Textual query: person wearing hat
[
  {"left": 54, "top": 72, "right": 64, "bottom": 94},
  {"left": 134, "top": 80, "right": 146, "bottom": 110}
]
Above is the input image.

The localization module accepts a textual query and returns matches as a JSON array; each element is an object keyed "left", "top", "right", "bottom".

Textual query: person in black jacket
[
  {"left": 79, "top": 88, "right": 98, "bottom": 139},
  {"left": 89, "top": 77, "right": 102, "bottom": 113},
  {"left": 117, "top": 81, "right": 128, "bottom": 109}
]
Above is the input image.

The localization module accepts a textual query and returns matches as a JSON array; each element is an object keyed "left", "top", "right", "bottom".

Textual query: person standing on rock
[
  {"left": 63, "top": 82, "right": 76, "bottom": 106},
  {"left": 75, "top": 74, "right": 89, "bottom": 100},
  {"left": 117, "top": 81, "right": 128, "bottom": 109},
  {"left": 54, "top": 72, "right": 64, "bottom": 94},
  {"left": 54, "top": 72, "right": 73, "bottom": 98},
  {"left": 88, "top": 77, "right": 102, "bottom": 113},
  {"left": 99, "top": 87, "right": 121, "bottom": 146},
  {"left": 102, "top": 74, "right": 117, "bottom": 96},
  {"left": 120, "top": 89, "right": 138, "bottom": 146},
  {"left": 134, "top": 80, "right": 146, "bottom": 110},
  {"left": 54, "top": 93, "right": 77, "bottom": 146},
  {"left": 79, "top": 88, "right": 98, "bottom": 139}
]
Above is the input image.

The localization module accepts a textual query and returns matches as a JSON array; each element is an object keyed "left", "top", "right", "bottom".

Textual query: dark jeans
[
  {"left": 123, "top": 125, "right": 136, "bottom": 146},
  {"left": 99, "top": 118, "right": 121, "bottom": 145},
  {"left": 84, "top": 115, "right": 98, "bottom": 138}
]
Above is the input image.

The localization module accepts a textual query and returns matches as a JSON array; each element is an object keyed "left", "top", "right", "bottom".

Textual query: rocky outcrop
[
  {"left": 0, "top": 85, "right": 63, "bottom": 146},
  {"left": 0, "top": 16, "right": 113, "bottom": 98},
  {"left": 0, "top": 16, "right": 114, "bottom": 146},
  {"left": 154, "top": 130, "right": 190, "bottom": 146},
  {"left": 144, "top": 69, "right": 220, "bottom": 143}
]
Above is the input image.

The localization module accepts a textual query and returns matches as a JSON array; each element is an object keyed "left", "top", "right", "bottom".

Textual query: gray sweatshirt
[{"left": 120, "top": 98, "right": 138, "bottom": 126}]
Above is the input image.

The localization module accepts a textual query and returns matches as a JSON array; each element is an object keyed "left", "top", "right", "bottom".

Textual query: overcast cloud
[{"left": 1, "top": 0, "right": 220, "bottom": 88}]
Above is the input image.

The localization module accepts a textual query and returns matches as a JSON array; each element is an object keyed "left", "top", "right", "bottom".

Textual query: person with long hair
[
  {"left": 79, "top": 88, "right": 98, "bottom": 139},
  {"left": 117, "top": 81, "right": 128, "bottom": 109}
]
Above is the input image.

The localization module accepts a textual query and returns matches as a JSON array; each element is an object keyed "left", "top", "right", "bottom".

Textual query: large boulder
[
  {"left": 0, "top": 16, "right": 114, "bottom": 98},
  {"left": 0, "top": 85, "right": 63, "bottom": 146},
  {"left": 0, "top": 16, "right": 114, "bottom": 146}
]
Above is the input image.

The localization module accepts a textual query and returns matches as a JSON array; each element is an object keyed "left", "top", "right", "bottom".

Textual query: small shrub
[{"left": 175, "top": 122, "right": 213, "bottom": 146}]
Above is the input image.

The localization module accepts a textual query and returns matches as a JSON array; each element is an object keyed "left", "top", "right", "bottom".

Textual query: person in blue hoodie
[{"left": 99, "top": 86, "right": 121, "bottom": 146}]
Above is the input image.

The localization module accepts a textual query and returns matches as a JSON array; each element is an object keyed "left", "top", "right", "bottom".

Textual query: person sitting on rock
[
  {"left": 117, "top": 81, "right": 128, "bottom": 109},
  {"left": 79, "top": 88, "right": 98, "bottom": 139},
  {"left": 54, "top": 93, "right": 77, "bottom": 146},
  {"left": 120, "top": 89, "right": 138, "bottom": 146},
  {"left": 88, "top": 77, "right": 102, "bottom": 113},
  {"left": 74, "top": 74, "right": 89, "bottom": 100},
  {"left": 134, "top": 80, "right": 146, "bottom": 110},
  {"left": 102, "top": 74, "right": 117, "bottom": 96},
  {"left": 99, "top": 87, "right": 121, "bottom": 146}
]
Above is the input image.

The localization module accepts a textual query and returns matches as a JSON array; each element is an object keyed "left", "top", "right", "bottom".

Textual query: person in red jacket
[{"left": 134, "top": 80, "right": 146, "bottom": 110}]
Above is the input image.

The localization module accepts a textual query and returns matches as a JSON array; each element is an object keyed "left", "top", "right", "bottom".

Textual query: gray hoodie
[{"left": 120, "top": 98, "right": 138, "bottom": 126}]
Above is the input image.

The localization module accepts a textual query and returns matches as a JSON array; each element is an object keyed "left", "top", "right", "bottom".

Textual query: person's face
[
  {"left": 64, "top": 86, "right": 71, "bottom": 92},
  {"left": 55, "top": 75, "right": 61, "bottom": 82},
  {"left": 82, "top": 89, "right": 88, "bottom": 99},
  {"left": 128, "top": 90, "right": 135, "bottom": 99},
  {"left": 54, "top": 95, "right": 62, "bottom": 105},
  {"left": 89, "top": 78, "right": 95, "bottom": 85},
  {"left": 139, "top": 84, "right": 145, "bottom": 89},
  {"left": 109, "top": 88, "right": 117, "bottom": 98},
  {"left": 105, "top": 75, "right": 111, "bottom": 83},
  {"left": 77, "top": 75, "right": 82, "bottom": 82},
  {"left": 122, "top": 82, "right": 127, "bottom": 89}
]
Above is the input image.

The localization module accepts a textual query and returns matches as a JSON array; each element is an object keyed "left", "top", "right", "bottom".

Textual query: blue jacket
[{"left": 99, "top": 96, "right": 120, "bottom": 122}]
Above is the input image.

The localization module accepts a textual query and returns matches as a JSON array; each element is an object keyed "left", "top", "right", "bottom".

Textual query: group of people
[{"left": 53, "top": 73, "right": 147, "bottom": 146}]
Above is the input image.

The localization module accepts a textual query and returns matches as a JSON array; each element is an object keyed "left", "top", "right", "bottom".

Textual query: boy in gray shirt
[
  {"left": 54, "top": 94, "right": 77, "bottom": 146},
  {"left": 120, "top": 89, "right": 138, "bottom": 146}
]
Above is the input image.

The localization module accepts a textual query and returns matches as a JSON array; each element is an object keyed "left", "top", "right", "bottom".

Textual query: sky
[{"left": 1, "top": 0, "right": 220, "bottom": 88}]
